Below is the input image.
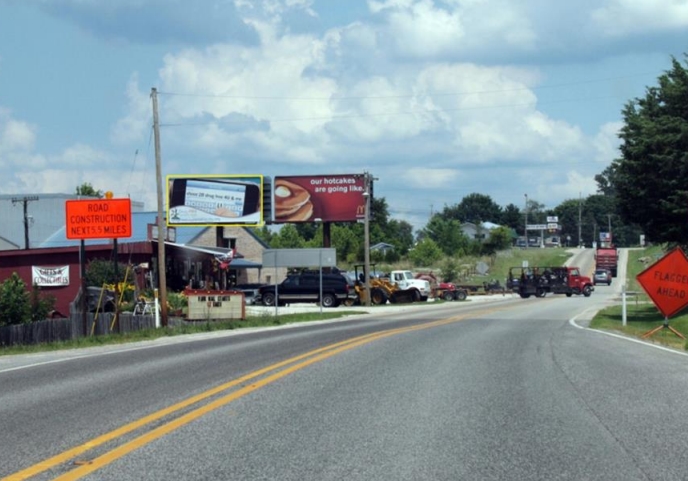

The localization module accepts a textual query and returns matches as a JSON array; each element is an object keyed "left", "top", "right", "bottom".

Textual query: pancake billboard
[
  {"left": 167, "top": 174, "right": 264, "bottom": 226},
  {"left": 273, "top": 174, "right": 367, "bottom": 223}
]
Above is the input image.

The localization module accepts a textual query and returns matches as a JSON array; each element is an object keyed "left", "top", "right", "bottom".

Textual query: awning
[{"left": 163, "top": 242, "right": 263, "bottom": 268}]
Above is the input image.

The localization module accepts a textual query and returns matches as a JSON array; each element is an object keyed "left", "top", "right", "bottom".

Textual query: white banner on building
[{"left": 32, "top": 266, "right": 70, "bottom": 286}]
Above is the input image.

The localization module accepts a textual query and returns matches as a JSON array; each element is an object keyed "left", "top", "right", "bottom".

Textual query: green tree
[
  {"left": 439, "top": 193, "right": 502, "bottom": 223},
  {"left": 408, "top": 238, "right": 443, "bottom": 267},
  {"left": 75, "top": 182, "right": 104, "bottom": 198},
  {"left": 481, "top": 226, "right": 513, "bottom": 255},
  {"left": 85, "top": 259, "right": 129, "bottom": 286},
  {"left": 553, "top": 199, "right": 582, "bottom": 246},
  {"left": 250, "top": 226, "right": 274, "bottom": 246},
  {"left": 420, "top": 215, "right": 470, "bottom": 256},
  {"left": 384, "top": 219, "right": 414, "bottom": 255},
  {"left": 271, "top": 224, "right": 305, "bottom": 248},
  {"left": 610, "top": 55, "right": 688, "bottom": 245},
  {"left": 500, "top": 203, "right": 523, "bottom": 234},
  {"left": 0, "top": 273, "right": 31, "bottom": 325}
]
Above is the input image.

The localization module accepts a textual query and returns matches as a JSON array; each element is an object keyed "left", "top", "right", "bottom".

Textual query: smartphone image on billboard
[{"left": 167, "top": 176, "right": 262, "bottom": 226}]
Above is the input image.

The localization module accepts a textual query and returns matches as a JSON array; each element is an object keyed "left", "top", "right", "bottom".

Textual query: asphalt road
[{"left": 3, "top": 249, "right": 687, "bottom": 480}]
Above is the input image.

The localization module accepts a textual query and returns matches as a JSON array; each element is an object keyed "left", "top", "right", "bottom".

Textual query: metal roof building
[{"left": 0, "top": 193, "right": 144, "bottom": 250}]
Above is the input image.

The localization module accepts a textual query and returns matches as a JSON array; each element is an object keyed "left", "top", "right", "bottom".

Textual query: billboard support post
[{"left": 363, "top": 172, "right": 372, "bottom": 307}]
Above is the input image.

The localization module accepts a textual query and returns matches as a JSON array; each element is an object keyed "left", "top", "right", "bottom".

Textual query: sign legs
[{"left": 641, "top": 317, "right": 685, "bottom": 340}]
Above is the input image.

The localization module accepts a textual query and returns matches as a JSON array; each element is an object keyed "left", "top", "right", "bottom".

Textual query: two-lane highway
[{"left": 2, "top": 267, "right": 687, "bottom": 480}]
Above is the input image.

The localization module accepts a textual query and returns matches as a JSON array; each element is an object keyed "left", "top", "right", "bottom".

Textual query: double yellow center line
[{"left": 4, "top": 307, "right": 501, "bottom": 480}]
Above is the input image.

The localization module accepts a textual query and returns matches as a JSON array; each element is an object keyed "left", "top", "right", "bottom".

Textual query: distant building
[
  {"left": 0, "top": 193, "right": 144, "bottom": 250},
  {"left": 370, "top": 242, "right": 395, "bottom": 255},
  {"left": 0, "top": 210, "right": 272, "bottom": 315},
  {"left": 461, "top": 221, "right": 501, "bottom": 242}
]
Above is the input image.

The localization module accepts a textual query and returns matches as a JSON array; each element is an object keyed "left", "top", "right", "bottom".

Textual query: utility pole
[
  {"left": 151, "top": 88, "right": 169, "bottom": 327},
  {"left": 524, "top": 194, "right": 528, "bottom": 249},
  {"left": 12, "top": 195, "right": 39, "bottom": 249},
  {"left": 363, "top": 172, "right": 372, "bottom": 307},
  {"left": 578, "top": 192, "right": 582, "bottom": 248}
]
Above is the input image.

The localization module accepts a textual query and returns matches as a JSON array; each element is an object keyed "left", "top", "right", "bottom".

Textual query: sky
[{"left": 1, "top": 0, "right": 687, "bottom": 232}]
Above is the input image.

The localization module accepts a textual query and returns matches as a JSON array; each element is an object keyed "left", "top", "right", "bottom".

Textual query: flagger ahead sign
[
  {"left": 65, "top": 198, "right": 132, "bottom": 240},
  {"left": 636, "top": 247, "right": 688, "bottom": 318}
]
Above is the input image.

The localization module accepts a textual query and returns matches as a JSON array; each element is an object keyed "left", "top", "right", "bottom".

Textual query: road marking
[
  {"left": 3, "top": 308, "right": 505, "bottom": 481},
  {"left": 569, "top": 311, "right": 688, "bottom": 357}
]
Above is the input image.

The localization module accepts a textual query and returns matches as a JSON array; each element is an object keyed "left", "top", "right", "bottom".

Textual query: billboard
[
  {"left": 273, "top": 174, "right": 366, "bottom": 223},
  {"left": 167, "top": 175, "right": 263, "bottom": 227}
]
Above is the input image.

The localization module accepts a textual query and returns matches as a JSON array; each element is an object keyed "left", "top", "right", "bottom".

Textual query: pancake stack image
[{"left": 274, "top": 179, "right": 314, "bottom": 222}]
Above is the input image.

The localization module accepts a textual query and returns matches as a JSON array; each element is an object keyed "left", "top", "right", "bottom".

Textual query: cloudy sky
[{"left": 1, "top": 0, "right": 686, "bottom": 231}]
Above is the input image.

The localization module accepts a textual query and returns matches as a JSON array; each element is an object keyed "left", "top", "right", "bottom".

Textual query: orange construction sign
[
  {"left": 636, "top": 247, "right": 688, "bottom": 318},
  {"left": 65, "top": 198, "right": 132, "bottom": 240}
]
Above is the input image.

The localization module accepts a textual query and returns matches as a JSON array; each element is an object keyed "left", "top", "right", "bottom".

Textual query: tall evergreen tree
[{"left": 611, "top": 55, "right": 688, "bottom": 245}]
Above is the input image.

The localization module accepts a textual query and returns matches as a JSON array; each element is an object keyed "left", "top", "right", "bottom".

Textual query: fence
[{"left": 0, "top": 312, "right": 157, "bottom": 347}]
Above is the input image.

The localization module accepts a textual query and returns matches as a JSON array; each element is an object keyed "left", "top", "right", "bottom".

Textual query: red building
[{"left": 0, "top": 212, "right": 267, "bottom": 316}]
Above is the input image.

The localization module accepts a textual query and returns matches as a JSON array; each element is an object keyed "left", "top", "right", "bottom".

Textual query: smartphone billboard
[
  {"left": 273, "top": 174, "right": 367, "bottom": 223},
  {"left": 167, "top": 175, "right": 263, "bottom": 226}
]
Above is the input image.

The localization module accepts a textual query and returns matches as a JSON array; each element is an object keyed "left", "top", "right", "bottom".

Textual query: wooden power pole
[{"left": 151, "top": 88, "right": 169, "bottom": 327}]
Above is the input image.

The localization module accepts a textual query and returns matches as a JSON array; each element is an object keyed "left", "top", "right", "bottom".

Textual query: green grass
[
  {"left": 0, "top": 310, "right": 363, "bottom": 356},
  {"left": 589, "top": 245, "right": 688, "bottom": 351}
]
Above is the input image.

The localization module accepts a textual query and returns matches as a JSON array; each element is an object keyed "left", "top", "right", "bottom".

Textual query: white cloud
[
  {"left": 401, "top": 167, "right": 459, "bottom": 188},
  {"left": 591, "top": 0, "right": 688, "bottom": 36},
  {"left": 0, "top": 108, "right": 37, "bottom": 155},
  {"left": 369, "top": 0, "right": 535, "bottom": 58},
  {"left": 593, "top": 121, "right": 622, "bottom": 163},
  {"left": 111, "top": 73, "right": 150, "bottom": 145}
]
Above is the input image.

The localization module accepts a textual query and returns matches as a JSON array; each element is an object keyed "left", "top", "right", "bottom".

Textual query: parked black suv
[{"left": 256, "top": 272, "right": 355, "bottom": 307}]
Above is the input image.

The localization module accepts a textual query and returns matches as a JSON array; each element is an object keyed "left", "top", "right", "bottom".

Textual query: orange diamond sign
[{"left": 636, "top": 247, "right": 688, "bottom": 318}]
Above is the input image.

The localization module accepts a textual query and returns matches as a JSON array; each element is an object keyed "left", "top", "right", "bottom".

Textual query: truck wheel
[
  {"left": 411, "top": 289, "right": 421, "bottom": 302},
  {"left": 371, "top": 288, "right": 387, "bottom": 305},
  {"left": 262, "top": 292, "right": 276, "bottom": 306},
  {"left": 455, "top": 290, "right": 467, "bottom": 301},
  {"left": 583, "top": 285, "right": 592, "bottom": 297},
  {"left": 536, "top": 288, "right": 546, "bottom": 298},
  {"left": 442, "top": 291, "right": 454, "bottom": 301},
  {"left": 321, "top": 293, "right": 336, "bottom": 307},
  {"left": 566, "top": 292, "right": 573, "bottom": 297},
  {"left": 520, "top": 293, "right": 530, "bottom": 299}
]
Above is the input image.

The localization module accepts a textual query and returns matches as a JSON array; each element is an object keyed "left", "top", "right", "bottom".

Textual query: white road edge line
[{"left": 569, "top": 309, "right": 688, "bottom": 357}]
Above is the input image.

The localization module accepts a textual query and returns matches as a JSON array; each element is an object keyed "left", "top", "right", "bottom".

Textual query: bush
[
  {"left": 439, "top": 257, "right": 459, "bottom": 283},
  {"left": 0, "top": 273, "right": 31, "bottom": 325},
  {"left": 30, "top": 284, "right": 55, "bottom": 322}
]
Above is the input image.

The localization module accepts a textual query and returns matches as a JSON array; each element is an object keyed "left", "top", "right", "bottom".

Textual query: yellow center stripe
[{"left": 5, "top": 307, "right": 504, "bottom": 481}]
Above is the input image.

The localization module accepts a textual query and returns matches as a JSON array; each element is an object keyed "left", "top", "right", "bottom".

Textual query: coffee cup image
[{"left": 274, "top": 179, "right": 314, "bottom": 222}]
